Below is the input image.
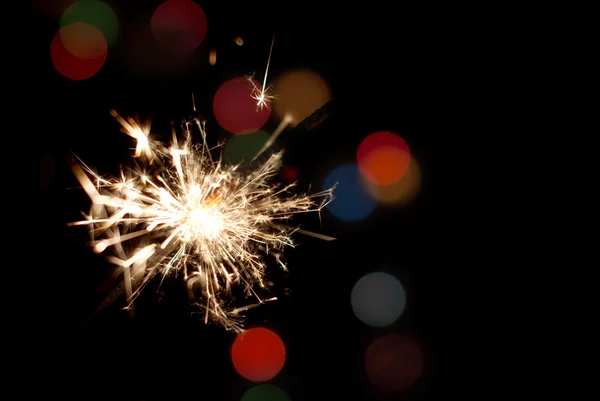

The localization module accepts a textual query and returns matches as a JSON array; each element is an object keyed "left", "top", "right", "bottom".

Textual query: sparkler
[
  {"left": 70, "top": 107, "right": 334, "bottom": 332},
  {"left": 249, "top": 35, "right": 276, "bottom": 111},
  {"left": 247, "top": 35, "right": 293, "bottom": 162}
]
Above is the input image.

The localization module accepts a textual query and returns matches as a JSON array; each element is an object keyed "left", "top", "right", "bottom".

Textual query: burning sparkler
[
  {"left": 248, "top": 35, "right": 276, "bottom": 111},
  {"left": 70, "top": 108, "right": 334, "bottom": 332}
]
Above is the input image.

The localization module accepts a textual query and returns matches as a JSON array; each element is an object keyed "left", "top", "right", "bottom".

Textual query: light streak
[
  {"left": 252, "top": 114, "right": 293, "bottom": 162},
  {"left": 70, "top": 112, "right": 335, "bottom": 332}
]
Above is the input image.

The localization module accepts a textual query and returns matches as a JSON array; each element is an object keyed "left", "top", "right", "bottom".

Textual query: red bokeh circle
[
  {"left": 231, "top": 327, "right": 286, "bottom": 382},
  {"left": 365, "top": 334, "right": 424, "bottom": 391},
  {"left": 151, "top": 0, "right": 208, "bottom": 54},
  {"left": 281, "top": 165, "right": 299, "bottom": 182},
  {"left": 213, "top": 77, "right": 271, "bottom": 134},
  {"left": 51, "top": 23, "right": 107, "bottom": 80},
  {"left": 357, "top": 131, "right": 411, "bottom": 186}
]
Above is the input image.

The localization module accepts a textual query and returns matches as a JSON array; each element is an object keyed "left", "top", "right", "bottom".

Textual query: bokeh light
[
  {"left": 223, "top": 130, "right": 270, "bottom": 165},
  {"left": 241, "top": 384, "right": 291, "bottom": 401},
  {"left": 51, "top": 23, "right": 108, "bottom": 80},
  {"left": 214, "top": 78, "right": 271, "bottom": 135},
  {"left": 151, "top": 0, "right": 208, "bottom": 55},
  {"left": 365, "top": 157, "right": 422, "bottom": 206},
  {"left": 32, "top": 0, "right": 75, "bottom": 19},
  {"left": 280, "top": 164, "right": 299, "bottom": 182},
  {"left": 209, "top": 48, "right": 217, "bottom": 65},
  {"left": 231, "top": 327, "right": 286, "bottom": 382},
  {"left": 60, "top": 0, "right": 119, "bottom": 49},
  {"left": 351, "top": 272, "right": 406, "bottom": 327},
  {"left": 58, "top": 21, "right": 107, "bottom": 59},
  {"left": 272, "top": 69, "right": 331, "bottom": 128},
  {"left": 323, "top": 164, "right": 377, "bottom": 222},
  {"left": 357, "top": 131, "right": 411, "bottom": 186},
  {"left": 365, "top": 334, "right": 424, "bottom": 392},
  {"left": 234, "top": 36, "right": 244, "bottom": 46}
]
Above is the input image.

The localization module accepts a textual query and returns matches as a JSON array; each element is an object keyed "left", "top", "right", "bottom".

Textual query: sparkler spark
[
  {"left": 249, "top": 35, "right": 276, "bottom": 111},
  {"left": 70, "top": 111, "right": 334, "bottom": 332}
]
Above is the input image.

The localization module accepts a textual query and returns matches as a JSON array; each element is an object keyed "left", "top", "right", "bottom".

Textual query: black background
[{"left": 28, "top": 1, "right": 476, "bottom": 400}]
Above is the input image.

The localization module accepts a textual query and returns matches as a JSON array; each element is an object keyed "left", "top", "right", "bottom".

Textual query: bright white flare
[{"left": 70, "top": 111, "right": 334, "bottom": 331}]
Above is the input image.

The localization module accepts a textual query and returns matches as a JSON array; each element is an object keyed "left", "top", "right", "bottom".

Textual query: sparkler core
[
  {"left": 70, "top": 110, "right": 334, "bottom": 332},
  {"left": 187, "top": 205, "right": 223, "bottom": 241}
]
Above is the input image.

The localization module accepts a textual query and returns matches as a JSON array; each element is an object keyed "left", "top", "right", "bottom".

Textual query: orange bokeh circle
[{"left": 357, "top": 131, "right": 411, "bottom": 186}]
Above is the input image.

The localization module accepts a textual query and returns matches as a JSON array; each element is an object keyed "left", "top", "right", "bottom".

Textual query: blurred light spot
[
  {"left": 51, "top": 23, "right": 107, "bottom": 80},
  {"left": 151, "top": 0, "right": 208, "bottom": 55},
  {"left": 365, "top": 334, "right": 424, "bottom": 391},
  {"left": 241, "top": 384, "right": 291, "bottom": 401},
  {"left": 351, "top": 272, "right": 406, "bottom": 327},
  {"left": 214, "top": 77, "right": 271, "bottom": 135},
  {"left": 272, "top": 69, "right": 331, "bottom": 128},
  {"left": 209, "top": 48, "right": 217, "bottom": 65},
  {"left": 323, "top": 164, "right": 376, "bottom": 222},
  {"left": 58, "top": 21, "right": 107, "bottom": 59},
  {"left": 40, "top": 152, "right": 55, "bottom": 190},
  {"left": 223, "top": 130, "right": 270, "bottom": 164},
  {"left": 234, "top": 36, "right": 244, "bottom": 46},
  {"left": 33, "top": 0, "right": 75, "bottom": 19},
  {"left": 357, "top": 131, "right": 411, "bottom": 186},
  {"left": 365, "top": 157, "right": 422, "bottom": 206},
  {"left": 280, "top": 164, "right": 299, "bottom": 182},
  {"left": 60, "top": 0, "right": 119, "bottom": 49},
  {"left": 231, "top": 327, "right": 286, "bottom": 382}
]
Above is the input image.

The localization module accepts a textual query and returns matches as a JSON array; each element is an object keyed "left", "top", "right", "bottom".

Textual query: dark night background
[{"left": 25, "top": 1, "right": 482, "bottom": 400}]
